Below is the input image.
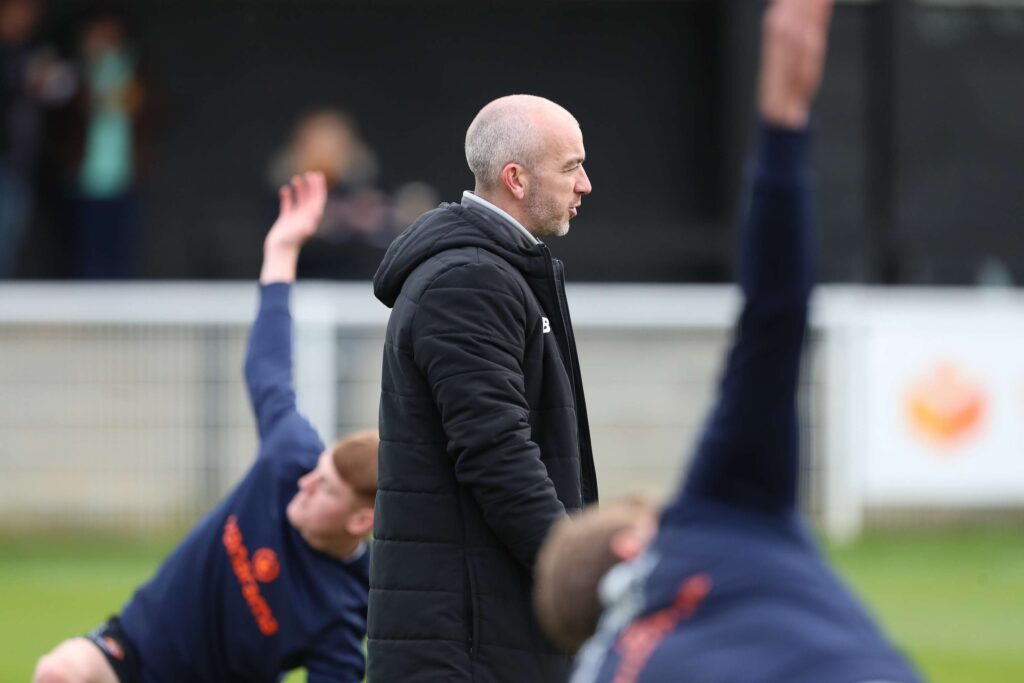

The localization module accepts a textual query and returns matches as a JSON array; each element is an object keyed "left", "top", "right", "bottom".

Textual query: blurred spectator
[
  {"left": 58, "top": 3, "right": 152, "bottom": 279},
  {"left": 0, "top": 0, "right": 72, "bottom": 278},
  {"left": 268, "top": 108, "right": 437, "bottom": 279}
]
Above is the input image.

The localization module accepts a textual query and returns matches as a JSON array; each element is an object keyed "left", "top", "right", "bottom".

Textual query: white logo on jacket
[{"left": 542, "top": 317, "right": 552, "bottom": 334}]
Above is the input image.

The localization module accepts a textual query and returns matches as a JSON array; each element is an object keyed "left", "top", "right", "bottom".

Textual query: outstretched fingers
[
  {"left": 304, "top": 171, "right": 327, "bottom": 213},
  {"left": 281, "top": 172, "right": 327, "bottom": 218},
  {"left": 292, "top": 174, "right": 309, "bottom": 210},
  {"left": 279, "top": 183, "right": 294, "bottom": 216},
  {"left": 758, "top": 0, "right": 834, "bottom": 128},
  {"left": 810, "top": 0, "right": 834, "bottom": 32}
]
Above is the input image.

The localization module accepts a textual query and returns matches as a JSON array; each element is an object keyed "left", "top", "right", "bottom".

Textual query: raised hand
[
  {"left": 266, "top": 172, "right": 328, "bottom": 252},
  {"left": 758, "top": 0, "right": 834, "bottom": 129},
  {"left": 260, "top": 172, "right": 328, "bottom": 284}
]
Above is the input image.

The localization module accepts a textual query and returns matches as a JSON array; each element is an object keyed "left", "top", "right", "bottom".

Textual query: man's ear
[
  {"left": 500, "top": 162, "right": 528, "bottom": 200},
  {"left": 610, "top": 528, "right": 646, "bottom": 562},
  {"left": 347, "top": 506, "right": 374, "bottom": 537}
]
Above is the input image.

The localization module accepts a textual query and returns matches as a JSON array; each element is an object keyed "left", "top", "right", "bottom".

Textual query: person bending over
[
  {"left": 34, "top": 172, "right": 377, "bottom": 683},
  {"left": 534, "top": 2, "right": 924, "bottom": 681}
]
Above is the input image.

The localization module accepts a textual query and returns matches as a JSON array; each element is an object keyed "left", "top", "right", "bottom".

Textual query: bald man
[{"left": 370, "top": 95, "right": 599, "bottom": 681}]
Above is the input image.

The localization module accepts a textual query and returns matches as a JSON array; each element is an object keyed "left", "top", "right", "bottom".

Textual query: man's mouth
[{"left": 569, "top": 206, "right": 578, "bottom": 217}]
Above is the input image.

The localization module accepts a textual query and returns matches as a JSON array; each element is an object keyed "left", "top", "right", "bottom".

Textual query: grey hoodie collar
[{"left": 462, "top": 191, "right": 540, "bottom": 245}]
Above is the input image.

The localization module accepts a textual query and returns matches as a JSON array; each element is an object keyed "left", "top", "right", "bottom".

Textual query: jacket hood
[{"left": 373, "top": 202, "right": 546, "bottom": 308}]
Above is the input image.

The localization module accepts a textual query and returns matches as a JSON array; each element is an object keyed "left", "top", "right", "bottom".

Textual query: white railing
[{"left": 2, "top": 282, "right": 1023, "bottom": 539}]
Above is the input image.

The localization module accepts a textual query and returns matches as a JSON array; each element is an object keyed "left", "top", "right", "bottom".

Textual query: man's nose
[{"left": 576, "top": 167, "right": 592, "bottom": 195}]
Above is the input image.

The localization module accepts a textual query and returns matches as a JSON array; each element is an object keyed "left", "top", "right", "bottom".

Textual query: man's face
[
  {"left": 522, "top": 115, "right": 592, "bottom": 238},
  {"left": 286, "top": 451, "right": 361, "bottom": 541}
]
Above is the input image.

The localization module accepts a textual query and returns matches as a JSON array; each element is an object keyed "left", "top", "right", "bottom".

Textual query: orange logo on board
[
  {"left": 223, "top": 515, "right": 280, "bottom": 636},
  {"left": 906, "top": 363, "right": 986, "bottom": 447}
]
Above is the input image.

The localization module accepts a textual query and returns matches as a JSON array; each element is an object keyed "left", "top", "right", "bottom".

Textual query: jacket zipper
[
  {"left": 542, "top": 245, "right": 599, "bottom": 503},
  {"left": 465, "top": 562, "right": 476, "bottom": 656},
  {"left": 457, "top": 490, "right": 478, "bottom": 657}
]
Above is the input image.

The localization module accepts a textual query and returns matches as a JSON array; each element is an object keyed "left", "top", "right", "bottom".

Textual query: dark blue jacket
[
  {"left": 572, "top": 127, "right": 923, "bottom": 683},
  {"left": 118, "top": 283, "right": 369, "bottom": 683},
  {"left": 370, "top": 196, "right": 598, "bottom": 682}
]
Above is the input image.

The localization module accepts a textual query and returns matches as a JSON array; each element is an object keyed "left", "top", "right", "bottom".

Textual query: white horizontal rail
[
  {"left": 3, "top": 282, "right": 1024, "bottom": 329},
  {"left": 4, "top": 282, "right": 1024, "bottom": 538}
]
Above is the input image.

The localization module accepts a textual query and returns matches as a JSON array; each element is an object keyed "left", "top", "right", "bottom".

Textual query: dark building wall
[
  {"left": 31, "top": 0, "right": 722, "bottom": 281},
  {"left": 895, "top": 6, "right": 1024, "bottom": 284},
  {"left": 23, "top": 1, "right": 1024, "bottom": 284},
  {"left": 700, "top": 0, "right": 1024, "bottom": 286}
]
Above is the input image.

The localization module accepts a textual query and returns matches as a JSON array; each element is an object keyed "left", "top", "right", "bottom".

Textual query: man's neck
[
  {"left": 301, "top": 529, "right": 365, "bottom": 562},
  {"left": 473, "top": 188, "right": 515, "bottom": 214},
  {"left": 464, "top": 190, "right": 539, "bottom": 245},
  {"left": 333, "top": 538, "right": 368, "bottom": 563}
]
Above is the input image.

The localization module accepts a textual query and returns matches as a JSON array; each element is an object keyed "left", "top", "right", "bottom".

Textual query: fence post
[
  {"left": 821, "top": 295, "right": 867, "bottom": 542},
  {"left": 293, "top": 289, "right": 338, "bottom": 443}
]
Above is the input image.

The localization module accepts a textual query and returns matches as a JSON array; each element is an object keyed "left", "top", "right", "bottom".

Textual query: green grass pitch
[{"left": 1, "top": 529, "right": 1021, "bottom": 682}]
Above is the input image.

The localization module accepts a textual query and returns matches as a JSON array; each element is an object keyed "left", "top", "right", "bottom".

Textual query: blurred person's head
[
  {"left": 0, "top": 0, "right": 41, "bottom": 45},
  {"left": 285, "top": 109, "right": 378, "bottom": 188},
  {"left": 392, "top": 181, "right": 440, "bottom": 231},
  {"left": 534, "top": 497, "right": 657, "bottom": 651},
  {"left": 465, "top": 94, "right": 592, "bottom": 238},
  {"left": 286, "top": 429, "right": 378, "bottom": 558},
  {"left": 79, "top": 6, "right": 129, "bottom": 61}
]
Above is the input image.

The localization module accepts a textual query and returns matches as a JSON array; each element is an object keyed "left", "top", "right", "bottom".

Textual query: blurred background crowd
[
  {"left": 2, "top": 0, "right": 149, "bottom": 279},
  {"left": 2, "top": 0, "right": 443, "bottom": 281},
  {"left": 2, "top": 0, "right": 1020, "bottom": 284}
]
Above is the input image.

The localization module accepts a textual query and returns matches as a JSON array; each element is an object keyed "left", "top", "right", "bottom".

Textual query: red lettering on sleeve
[{"left": 612, "top": 573, "right": 712, "bottom": 683}]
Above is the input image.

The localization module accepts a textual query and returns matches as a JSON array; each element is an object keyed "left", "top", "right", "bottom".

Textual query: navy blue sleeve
[
  {"left": 304, "top": 634, "right": 365, "bottom": 683},
  {"left": 304, "top": 559, "right": 368, "bottom": 682},
  {"left": 244, "top": 283, "right": 320, "bottom": 452},
  {"left": 677, "top": 124, "right": 814, "bottom": 515}
]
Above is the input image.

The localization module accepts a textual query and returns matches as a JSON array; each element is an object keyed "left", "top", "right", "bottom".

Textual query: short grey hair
[{"left": 465, "top": 95, "right": 548, "bottom": 192}]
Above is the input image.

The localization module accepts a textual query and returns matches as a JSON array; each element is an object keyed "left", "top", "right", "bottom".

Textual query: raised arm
[
  {"left": 244, "top": 172, "right": 327, "bottom": 439},
  {"left": 679, "top": 0, "right": 833, "bottom": 515}
]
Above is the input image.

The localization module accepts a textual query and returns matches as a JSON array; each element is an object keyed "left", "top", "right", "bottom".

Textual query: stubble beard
[{"left": 525, "top": 189, "right": 570, "bottom": 238}]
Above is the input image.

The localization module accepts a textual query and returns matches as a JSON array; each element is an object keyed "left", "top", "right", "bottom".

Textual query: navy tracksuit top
[
  {"left": 118, "top": 283, "right": 369, "bottom": 683},
  {"left": 571, "top": 127, "right": 924, "bottom": 683}
]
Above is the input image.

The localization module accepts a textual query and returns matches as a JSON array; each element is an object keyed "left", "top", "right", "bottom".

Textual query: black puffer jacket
[{"left": 368, "top": 197, "right": 599, "bottom": 682}]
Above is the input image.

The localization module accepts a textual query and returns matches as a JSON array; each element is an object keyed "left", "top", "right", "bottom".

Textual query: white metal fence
[{"left": 2, "top": 283, "right": 1022, "bottom": 539}]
